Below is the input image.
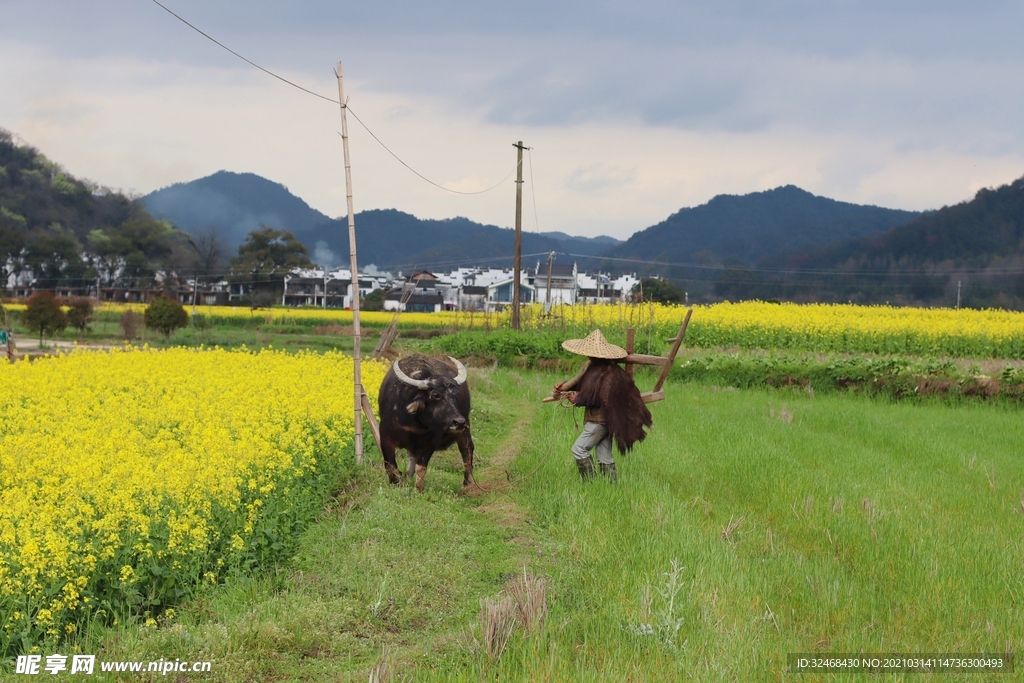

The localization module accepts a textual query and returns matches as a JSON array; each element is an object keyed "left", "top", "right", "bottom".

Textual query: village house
[
  {"left": 281, "top": 268, "right": 385, "bottom": 308},
  {"left": 526, "top": 262, "right": 578, "bottom": 306}
]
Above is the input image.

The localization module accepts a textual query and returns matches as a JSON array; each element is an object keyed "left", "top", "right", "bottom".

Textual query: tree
[
  {"left": 99, "top": 217, "right": 176, "bottom": 284},
  {"left": 632, "top": 278, "right": 684, "bottom": 304},
  {"left": 22, "top": 291, "right": 68, "bottom": 344},
  {"left": 0, "top": 218, "right": 25, "bottom": 288},
  {"left": 362, "top": 288, "right": 385, "bottom": 311},
  {"left": 230, "top": 226, "right": 314, "bottom": 296},
  {"left": 66, "top": 297, "right": 94, "bottom": 335},
  {"left": 144, "top": 297, "right": 189, "bottom": 343},
  {"left": 24, "top": 230, "right": 86, "bottom": 286},
  {"left": 187, "top": 226, "right": 227, "bottom": 281}
]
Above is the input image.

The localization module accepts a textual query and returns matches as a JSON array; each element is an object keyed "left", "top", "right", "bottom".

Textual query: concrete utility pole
[
  {"left": 337, "top": 61, "right": 364, "bottom": 464},
  {"left": 545, "top": 250, "right": 554, "bottom": 305},
  {"left": 511, "top": 141, "right": 527, "bottom": 330}
]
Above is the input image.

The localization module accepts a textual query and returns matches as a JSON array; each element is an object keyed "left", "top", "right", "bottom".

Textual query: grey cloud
[
  {"left": 565, "top": 164, "right": 637, "bottom": 194},
  {"left": 5, "top": 0, "right": 1024, "bottom": 157}
]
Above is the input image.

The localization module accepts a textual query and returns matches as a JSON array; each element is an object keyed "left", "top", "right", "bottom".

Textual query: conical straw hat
[{"left": 562, "top": 329, "right": 627, "bottom": 359}]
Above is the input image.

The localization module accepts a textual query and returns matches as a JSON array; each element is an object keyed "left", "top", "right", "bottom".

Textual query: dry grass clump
[
  {"left": 478, "top": 568, "right": 548, "bottom": 662},
  {"left": 368, "top": 646, "right": 395, "bottom": 683}
]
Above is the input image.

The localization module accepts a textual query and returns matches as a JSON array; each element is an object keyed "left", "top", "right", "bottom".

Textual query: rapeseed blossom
[
  {"left": 8, "top": 299, "right": 1024, "bottom": 356},
  {"left": 525, "top": 301, "right": 1024, "bottom": 358},
  {"left": 0, "top": 347, "right": 387, "bottom": 655}
]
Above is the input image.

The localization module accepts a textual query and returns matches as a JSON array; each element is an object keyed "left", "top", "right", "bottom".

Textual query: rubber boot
[
  {"left": 600, "top": 462, "right": 618, "bottom": 483},
  {"left": 576, "top": 456, "right": 596, "bottom": 481}
]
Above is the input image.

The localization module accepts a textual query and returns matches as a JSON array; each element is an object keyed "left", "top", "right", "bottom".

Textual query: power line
[
  {"left": 339, "top": 122, "right": 520, "bottom": 196},
  {"left": 149, "top": 0, "right": 514, "bottom": 196},
  {"left": 376, "top": 251, "right": 555, "bottom": 272},
  {"left": 149, "top": 0, "right": 337, "bottom": 104},
  {"left": 568, "top": 252, "right": 1024, "bottom": 277}
]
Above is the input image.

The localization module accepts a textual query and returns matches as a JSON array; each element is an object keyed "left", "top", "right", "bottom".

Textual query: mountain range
[
  {"left": 141, "top": 172, "right": 620, "bottom": 272},
  {"left": 597, "top": 185, "right": 921, "bottom": 270},
  {"left": 141, "top": 172, "right": 922, "bottom": 278},
  {"left": 719, "top": 174, "right": 1024, "bottom": 308},
  {"left": 9, "top": 127, "right": 1024, "bottom": 308}
]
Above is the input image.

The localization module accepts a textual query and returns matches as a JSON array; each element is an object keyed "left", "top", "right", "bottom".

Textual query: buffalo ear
[{"left": 405, "top": 400, "right": 424, "bottom": 414}]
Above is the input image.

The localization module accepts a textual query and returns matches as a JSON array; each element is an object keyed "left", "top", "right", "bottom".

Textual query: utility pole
[
  {"left": 185, "top": 236, "right": 199, "bottom": 318},
  {"left": 545, "top": 251, "right": 554, "bottom": 306},
  {"left": 337, "top": 61, "right": 364, "bottom": 464},
  {"left": 957, "top": 280, "right": 962, "bottom": 310},
  {"left": 511, "top": 141, "right": 527, "bottom": 330}
]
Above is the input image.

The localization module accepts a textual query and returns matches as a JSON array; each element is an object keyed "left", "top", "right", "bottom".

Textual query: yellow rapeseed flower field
[
  {"left": 6, "top": 299, "right": 1024, "bottom": 356},
  {"left": 0, "top": 347, "right": 388, "bottom": 655},
  {"left": 528, "top": 301, "right": 1024, "bottom": 358}
]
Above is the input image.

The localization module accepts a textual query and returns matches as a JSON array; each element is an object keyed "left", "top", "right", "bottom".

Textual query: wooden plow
[{"left": 544, "top": 308, "right": 693, "bottom": 404}]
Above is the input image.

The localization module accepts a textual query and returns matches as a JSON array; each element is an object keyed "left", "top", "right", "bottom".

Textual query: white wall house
[
  {"left": 527, "top": 262, "right": 578, "bottom": 306},
  {"left": 282, "top": 267, "right": 385, "bottom": 308}
]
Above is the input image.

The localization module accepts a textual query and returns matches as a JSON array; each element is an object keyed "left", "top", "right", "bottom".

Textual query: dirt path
[{"left": 463, "top": 368, "right": 554, "bottom": 557}]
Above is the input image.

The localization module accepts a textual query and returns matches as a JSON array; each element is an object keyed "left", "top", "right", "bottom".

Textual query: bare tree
[{"left": 187, "top": 226, "right": 226, "bottom": 284}]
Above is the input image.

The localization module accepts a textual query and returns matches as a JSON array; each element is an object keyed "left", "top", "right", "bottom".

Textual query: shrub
[
  {"left": 144, "top": 297, "right": 189, "bottom": 343},
  {"left": 363, "top": 288, "right": 385, "bottom": 312},
  {"left": 66, "top": 297, "right": 94, "bottom": 335},
  {"left": 120, "top": 310, "right": 140, "bottom": 340},
  {"left": 22, "top": 292, "right": 68, "bottom": 344}
]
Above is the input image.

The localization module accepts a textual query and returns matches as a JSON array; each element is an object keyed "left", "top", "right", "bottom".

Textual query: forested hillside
[
  {"left": 717, "top": 175, "right": 1024, "bottom": 308},
  {"left": 0, "top": 129, "right": 188, "bottom": 289},
  {"left": 142, "top": 171, "right": 333, "bottom": 251},
  {"left": 294, "top": 209, "right": 568, "bottom": 272},
  {"left": 598, "top": 185, "right": 921, "bottom": 269},
  {"left": 141, "top": 171, "right": 619, "bottom": 270}
]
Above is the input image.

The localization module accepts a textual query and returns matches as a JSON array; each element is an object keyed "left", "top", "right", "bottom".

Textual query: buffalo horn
[
  {"left": 392, "top": 359, "right": 431, "bottom": 390},
  {"left": 448, "top": 356, "right": 468, "bottom": 385}
]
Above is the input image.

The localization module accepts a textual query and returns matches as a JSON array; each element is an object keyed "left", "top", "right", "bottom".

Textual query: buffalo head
[{"left": 392, "top": 356, "right": 469, "bottom": 435}]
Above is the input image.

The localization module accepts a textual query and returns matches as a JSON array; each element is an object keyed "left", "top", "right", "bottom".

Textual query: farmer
[{"left": 553, "top": 329, "right": 653, "bottom": 481}]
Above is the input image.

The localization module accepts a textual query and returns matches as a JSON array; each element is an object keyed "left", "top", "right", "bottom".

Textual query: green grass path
[{"left": 85, "top": 371, "right": 1023, "bottom": 682}]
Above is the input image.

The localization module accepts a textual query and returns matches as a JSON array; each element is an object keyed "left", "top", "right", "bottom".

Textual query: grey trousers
[{"left": 572, "top": 422, "right": 615, "bottom": 465}]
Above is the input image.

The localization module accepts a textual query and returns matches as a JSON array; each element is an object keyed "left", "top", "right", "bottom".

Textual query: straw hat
[{"left": 562, "top": 329, "right": 627, "bottom": 359}]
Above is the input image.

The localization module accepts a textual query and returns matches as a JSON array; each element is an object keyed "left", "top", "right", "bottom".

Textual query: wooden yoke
[{"left": 543, "top": 308, "right": 693, "bottom": 404}]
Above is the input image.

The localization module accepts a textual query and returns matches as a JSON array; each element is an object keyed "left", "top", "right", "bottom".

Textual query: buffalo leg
[
  {"left": 406, "top": 454, "right": 417, "bottom": 481},
  {"left": 380, "top": 433, "right": 401, "bottom": 485},
  {"left": 415, "top": 463, "right": 429, "bottom": 493},
  {"left": 457, "top": 430, "right": 476, "bottom": 488}
]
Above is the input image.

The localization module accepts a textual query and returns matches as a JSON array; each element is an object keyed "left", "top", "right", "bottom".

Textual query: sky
[{"left": 2, "top": 0, "right": 1023, "bottom": 240}]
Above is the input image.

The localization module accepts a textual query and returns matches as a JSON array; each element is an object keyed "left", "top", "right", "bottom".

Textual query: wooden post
[
  {"left": 361, "top": 393, "right": 381, "bottom": 452},
  {"left": 626, "top": 327, "right": 635, "bottom": 379},
  {"left": 511, "top": 141, "right": 526, "bottom": 330},
  {"left": 336, "top": 61, "right": 363, "bottom": 464},
  {"left": 652, "top": 308, "right": 692, "bottom": 394}
]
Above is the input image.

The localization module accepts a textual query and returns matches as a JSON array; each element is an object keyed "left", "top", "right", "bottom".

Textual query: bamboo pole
[{"left": 336, "top": 61, "right": 363, "bottom": 464}]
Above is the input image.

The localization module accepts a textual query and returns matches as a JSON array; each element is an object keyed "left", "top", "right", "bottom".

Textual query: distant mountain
[
  {"left": 141, "top": 171, "right": 613, "bottom": 271},
  {"left": 539, "top": 231, "right": 621, "bottom": 256},
  {"left": 141, "top": 171, "right": 332, "bottom": 250},
  {"left": 721, "top": 174, "right": 1024, "bottom": 308},
  {"left": 293, "top": 210, "right": 573, "bottom": 273},
  {"left": 598, "top": 185, "right": 921, "bottom": 268}
]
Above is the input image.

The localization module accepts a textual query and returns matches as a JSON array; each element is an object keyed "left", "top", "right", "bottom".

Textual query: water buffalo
[{"left": 377, "top": 354, "right": 475, "bottom": 492}]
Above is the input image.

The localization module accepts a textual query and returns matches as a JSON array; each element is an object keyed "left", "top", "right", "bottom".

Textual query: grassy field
[{"left": 65, "top": 367, "right": 1023, "bottom": 682}]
